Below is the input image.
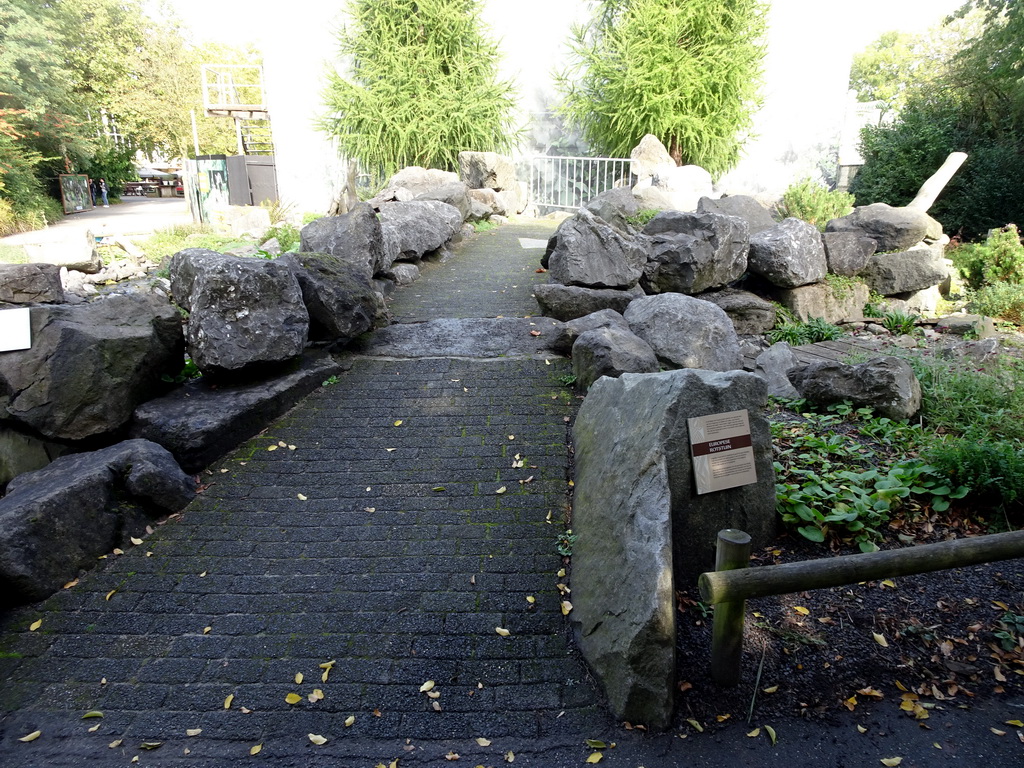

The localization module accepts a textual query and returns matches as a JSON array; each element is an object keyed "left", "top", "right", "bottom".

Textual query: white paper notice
[
  {"left": 688, "top": 409, "right": 757, "bottom": 495},
  {"left": 0, "top": 307, "right": 31, "bottom": 352}
]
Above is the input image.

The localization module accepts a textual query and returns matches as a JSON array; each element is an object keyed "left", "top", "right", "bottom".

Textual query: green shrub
[
  {"left": 263, "top": 222, "right": 300, "bottom": 252},
  {"left": 625, "top": 208, "right": 661, "bottom": 228},
  {"left": 881, "top": 309, "right": 919, "bottom": 335},
  {"left": 302, "top": 212, "right": 325, "bottom": 225},
  {"left": 951, "top": 224, "right": 1024, "bottom": 290},
  {"left": 767, "top": 316, "right": 844, "bottom": 345},
  {"left": 775, "top": 178, "right": 854, "bottom": 231},
  {"left": 903, "top": 353, "right": 1024, "bottom": 444},
  {"left": 923, "top": 439, "right": 1024, "bottom": 514},
  {"left": 968, "top": 282, "right": 1024, "bottom": 326}
]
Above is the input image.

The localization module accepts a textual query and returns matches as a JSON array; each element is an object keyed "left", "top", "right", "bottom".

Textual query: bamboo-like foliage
[
  {"left": 557, "top": 0, "right": 767, "bottom": 178},
  {"left": 321, "top": 0, "right": 518, "bottom": 178}
]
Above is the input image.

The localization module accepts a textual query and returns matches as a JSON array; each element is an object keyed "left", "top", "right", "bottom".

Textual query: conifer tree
[
  {"left": 557, "top": 0, "right": 767, "bottom": 178},
  {"left": 321, "top": 0, "right": 518, "bottom": 178}
]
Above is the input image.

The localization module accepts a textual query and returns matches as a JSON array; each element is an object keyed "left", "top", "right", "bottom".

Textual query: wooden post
[
  {"left": 699, "top": 529, "right": 1024, "bottom": 605},
  {"left": 709, "top": 529, "right": 751, "bottom": 687}
]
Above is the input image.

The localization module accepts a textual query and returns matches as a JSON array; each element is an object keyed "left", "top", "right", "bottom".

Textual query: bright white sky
[{"left": 172, "top": 0, "right": 970, "bottom": 51}]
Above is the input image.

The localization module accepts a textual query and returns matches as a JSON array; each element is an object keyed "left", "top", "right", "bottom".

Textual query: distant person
[
  {"left": 90, "top": 178, "right": 98, "bottom": 206},
  {"left": 98, "top": 178, "right": 109, "bottom": 207}
]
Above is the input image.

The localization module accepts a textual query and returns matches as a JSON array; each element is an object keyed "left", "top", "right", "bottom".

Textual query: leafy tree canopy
[
  {"left": 556, "top": 0, "right": 767, "bottom": 178},
  {"left": 850, "top": 1, "right": 1024, "bottom": 240},
  {"left": 321, "top": 0, "right": 518, "bottom": 179}
]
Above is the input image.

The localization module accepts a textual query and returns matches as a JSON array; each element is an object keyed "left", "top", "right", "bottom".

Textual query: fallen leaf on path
[
  {"left": 285, "top": 693, "right": 302, "bottom": 705},
  {"left": 203, "top": 626, "right": 211, "bottom": 634},
  {"left": 686, "top": 719, "right": 703, "bottom": 733},
  {"left": 793, "top": 606, "right": 810, "bottom": 616},
  {"left": 476, "top": 737, "right": 492, "bottom": 746},
  {"left": 308, "top": 689, "right": 324, "bottom": 703},
  {"left": 18, "top": 730, "right": 41, "bottom": 742},
  {"left": 88, "top": 723, "right": 101, "bottom": 732},
  {"left": 526, "top": 596, "right": 535, "bottom": 604},
  {"left": 880, "top": 758, "right": 902, "bottom": 766},
  {"left": 108, "top": 739, "right": 122, "bottom": 748},
  {"left": 105, "top": 590, "right": 116, "bottom": 601},
  {"left": 393, "top": 420, "right": 403, "bottom": 427},
  {"left": 584, "top": 740, "right": 606, "bottom": 748},
  {"left": 186, "top": 729, "right": 202, "bottom": 737},
  {"left": 857, "top": 725, "right": 868, "bottom": 734},
  {"left": 505, "top": 751, "right": 515, "bottom": 762},
  {"left": 991, "top": 728, "right": 1006, "bottom": 736},
  {"left": 29, "top": 619, "right": 41, "bottom": 631},
  {"left": 130, "top": 537, "right": 144, "bottom": 546},
  {"left": 747, "top": 728, "right": 760, "bottom": 737},
  {"left": 250, "top": 744, "right": 262, "bottom": 755},
  {"left": 345, "top": 715, "right": 355, "bottom": 727},
  {"left": 267, "top": 445, "right": 277, "bottom": 451},
  {"left": 224, "top": 693, "right": 234, "bottom": 709},
  {"left": 561, "top": 601, "right": 573, "bottom": 616},
  {"left": 765, "top": 725, "right": 777, "bottom": 745},
  {"left": 495, "top": 627, "right": 510, "bottom": 637},
  {"left": 139, "top": 741, "right": 162, "bottom": 750},
  {"left": 872, "top": 632, "right": 888, "bottom": 647},
  {"left": 82, "top": 711, "right": 103, "bottom": 719},
  {"left": 420, "top": 680, "right": 435, "bottom": 693},
  {"left": 445, "top": 752, "right": 459, "bottom": 761},
  {"left": 495, "top": 486, "right": 507, "bottom": 494},
  {"left": 297, "top": 493, "right": 307, "bottom": 500},
  {"left": 63, "top": 580, "right": 79, "bottom": 589},
  {"left": 295, "top": 673, "right": 303, "bottom": 684},
  {"left": 308, "top": 733, "right": 327, "bottom": 745},
  {"left": 585, "top": 753, "right": 602, "bottom": 763},
  {"left": 762, "top": 685, "right": 778, "bottom": 694},
  {"left": 857, "top": 687, "right": 884, "bottom": 699}
]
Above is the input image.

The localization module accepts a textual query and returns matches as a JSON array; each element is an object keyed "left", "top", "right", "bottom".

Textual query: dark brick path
[
  {"left": 0, "top": 221, "right": 621, "bottom": 766},
  {"left": 5, "top": 220, "right": 1021, "bottom": 767}
]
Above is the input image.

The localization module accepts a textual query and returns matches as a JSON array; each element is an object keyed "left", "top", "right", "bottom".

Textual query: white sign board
[
  {"left": 0, "top": 307, "right": 32, "bottom": 352},
  {"left": 688, "top": 409, "right": 758, "bottom": 495}
]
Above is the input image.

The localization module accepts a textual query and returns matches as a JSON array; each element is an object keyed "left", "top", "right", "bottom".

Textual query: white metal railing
[
  {"left": 522, "top": 155, "right": 634, "bottom": 213},
  {"left": 201, "top": 64, "right": 266, "bottom": 113}
]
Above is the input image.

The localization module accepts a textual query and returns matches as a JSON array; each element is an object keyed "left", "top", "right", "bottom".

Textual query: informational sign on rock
[
  {"left": 0, "top": 307, "right": 31, "bottom": 352},
  {"left": 688, "top": 409, "right": 758, "bottom": 494}
]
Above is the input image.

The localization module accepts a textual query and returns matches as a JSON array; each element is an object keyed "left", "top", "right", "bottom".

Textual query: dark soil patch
[{"left": 673, "top": 524, "right": 1024, "bottom": 734}]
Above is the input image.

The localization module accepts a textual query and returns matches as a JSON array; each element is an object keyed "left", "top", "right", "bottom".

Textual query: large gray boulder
[
  {"left": 825, "top": 203, "right": 943, "bottom": 252},
  {"left": 375, "top": 166, "right": 460, "bottom": 202},
  {"left": 747, "top": 217, "right": 827, "bottom": 288},
  {"left": 698, "top": 289, "right": 776, "bottom": 335},
  {"left": 298, "top": 203, "right": 387, "bottom": 279},
  {"left": 0, "top": 439, "right": 194, "bottom": 606},
  {"left": 467, "top": 187, "right": 507, "bottom": 220},
  {"left": 277, "top": 252, "right": 386, "bottom": 343},
  {"left": 629, "top": 133, "right": 674, "bottom": 180},
  {"left": 548, "top": 208, "right": 647, "bottom": 289},
  {"left": 753, "top": 342, "right": 801, "bottom": 398},
  {"left": 633, "top": 165, "right": 714, "bottom": 214},
  {"left": 641, "top": 210, "right": 749, "bottom": 294},
  {"left": 458, "top": 151, "right": 518, "bottom": 192},
  {"left": 624, "top": 293, "right": 742, "bottom": 371},
  {"left": 23, "top": 230, "right": 101, "bottom": 274},
  {"left": 572, "top": 368, "right": 776, "bottom": 729},
  {"left": 697, "top": 195, "right": 777, "bottom": 235},
  {"left": 788, "top": 356, "right": 922, "bottom": 419},
  {"left": 822, "top": 231, "right": 876, "bottom": 276},
  {"left": 415, "top": 181, "right": 472, "bottom": 222},
  {"left": 0, "top": 295, "right": 183, "bottom": 441},
  {"left": 773, "top": 280, "right": 869, "bottom": 324},
  {"left": 550, "top": 309, "right": 631, "bottom": 354},
  {"left": 583, "top": 187, "right": 643, "bottom": 234},
  {"left": 571, "top": 326, "right": 659, "bottom": 392},
  {"left": 132, "top": 352, "right": 343, "bottom": 473},
  {"left": 0, "top": 263, "right": 64, "bottom": 305},
  {"left": 860, "top": 244, "right": 949, "bottom": 295},
  {"left": 0, "top": 427, "right": 68, "bottom": 489},
  {"left": 378, "top": 200, "right": 463, "bottom": 266},
  {"left": 534, "top": 283, "right": 645, "bottom": 322},
  {"left": 169, "top": 249, "right": 308, "bottom": 374}
]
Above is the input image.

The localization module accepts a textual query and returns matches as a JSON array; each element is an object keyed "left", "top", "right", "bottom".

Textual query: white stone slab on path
[{"left": 518, "top": 238, "right": 548, "bottom": 249}]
